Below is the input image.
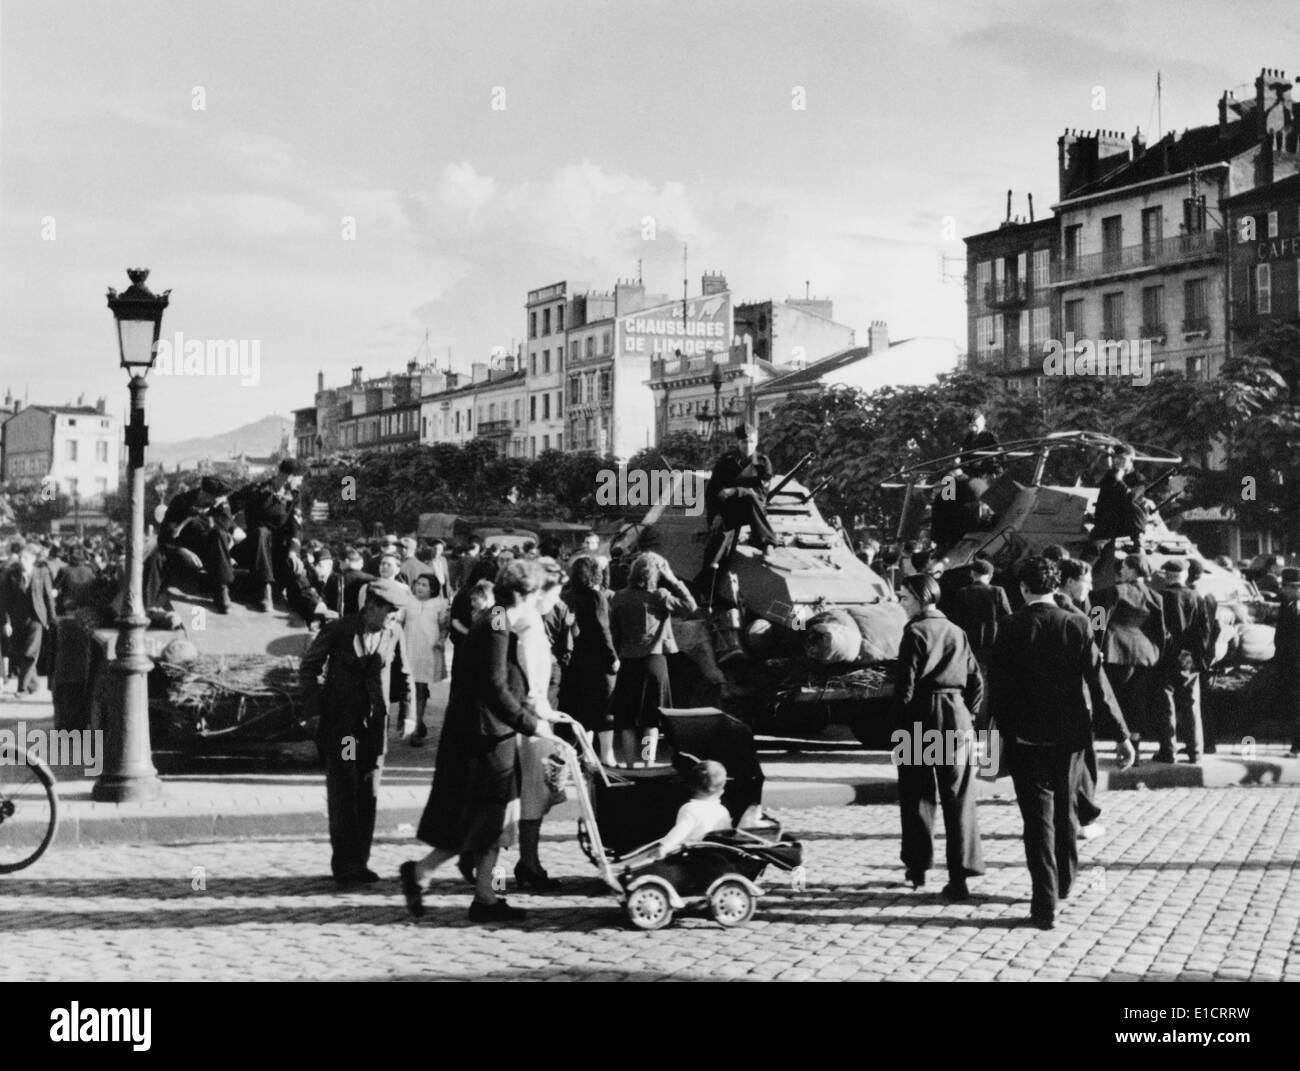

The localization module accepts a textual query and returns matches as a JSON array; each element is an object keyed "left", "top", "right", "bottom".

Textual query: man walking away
[
  {"left": 989, "top": 557, "right": 1135, "bottom": 930},
  {"left": 1154, "top": 559, "right": 1210, "bottom": 764},
  {"left": 894, "top": 573, "right": 985, "bottom": 901}
]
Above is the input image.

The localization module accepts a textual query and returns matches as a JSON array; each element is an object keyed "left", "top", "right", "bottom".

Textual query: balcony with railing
[
  {"left": 1181, "top": 315, "right": 1212, "bottom": 336},
  {"left": 477, "top": 419, "right": 514, "bottom": 437},
  {"left": 1051, "top": 229, "right": 1224, "bottom": 285},
  {"left": 970, "top": 347, "right": 1038, "bottom": 375},
  {"left": 983, "top": 278, "right": 1033, "bottom": 308}
]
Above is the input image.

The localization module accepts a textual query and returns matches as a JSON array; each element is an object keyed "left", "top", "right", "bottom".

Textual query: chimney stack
[
  {"left": 1219, "top": 91, "right": 1232, "bottom": 140},
  {"left": 471, "top": 362, "right": 488, "bottom": 384},
  {"left": 1131, "top": 127, "right": 1146, "bottom": 158},
  {"left": 1028, "top": 193, "right": 1035, "bottom": 222},
  {"left": 868, "top": 321, "right": 890, "bottom": 354},
  {"left": 96, "top": 396, "right": 106, "bottom": 414},
  {"left": 1006, "top": 189, "right": 1013, "bottom": 223},
  {"left": 317, "top": 370, "right": 325, "bottom": 393}
]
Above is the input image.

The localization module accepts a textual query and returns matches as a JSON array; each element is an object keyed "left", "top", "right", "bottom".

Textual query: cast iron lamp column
[{"left": 93, "top": 269, "right": 169, "bottom": 802}]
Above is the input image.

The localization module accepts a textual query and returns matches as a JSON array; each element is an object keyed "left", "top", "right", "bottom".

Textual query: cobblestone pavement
[{"left": 2, "top": 788, "right": 1298, "bottom": 982}]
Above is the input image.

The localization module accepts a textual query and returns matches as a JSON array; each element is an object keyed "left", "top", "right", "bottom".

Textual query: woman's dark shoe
[
  {"left": 905, "top": 869, "right": 926, "bottom": 889},
  {"left": 399, "top": 861, "right": 425, "bottom": 918},
  {"left": 514, "top": 862, "right": 561, "bottom": 892},
  {"left": 941, "top": 881, "right": 970, "bottom": 902},
  {"left": 468, "top": 899, "right": 526, "bottom": 923},
  {"left": 457, "top": 854, "right": 475, "bottom": 885}
]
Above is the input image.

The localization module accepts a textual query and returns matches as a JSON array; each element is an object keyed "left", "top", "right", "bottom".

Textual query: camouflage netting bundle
[{"left": 150, "top": 652, "right": 311, "bottom": 742}]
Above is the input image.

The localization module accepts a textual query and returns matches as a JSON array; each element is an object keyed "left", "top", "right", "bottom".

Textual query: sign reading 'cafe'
[{"left": 1254, "top": 235, "right": 1300, "bottom": 261}]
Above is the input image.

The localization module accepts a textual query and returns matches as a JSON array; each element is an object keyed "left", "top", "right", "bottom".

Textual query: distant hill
[{"left": 150, "top": 414, "right": 292, "bottom": 470}]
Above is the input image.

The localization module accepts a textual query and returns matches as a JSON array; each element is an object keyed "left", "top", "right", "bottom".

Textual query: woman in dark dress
[
  {"left": 608, "top": 552, "right": 696, "bottom": 765},
  {"left": 401, "top": 561, "right": 558, "bottom": 922},
  {"left": 561, "top": 555, "right": 619, "bottom": 766}
]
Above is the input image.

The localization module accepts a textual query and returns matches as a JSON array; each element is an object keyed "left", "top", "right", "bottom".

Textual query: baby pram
[{"left": 554, "top": 707, "right": 804, "bottom": 930}]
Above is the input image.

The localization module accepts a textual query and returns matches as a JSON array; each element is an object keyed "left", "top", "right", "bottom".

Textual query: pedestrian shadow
[{"left": 755, "top": 908, "right": 1030, "bottom": 929}]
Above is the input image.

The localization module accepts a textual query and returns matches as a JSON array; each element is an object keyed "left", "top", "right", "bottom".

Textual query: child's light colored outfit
[
  {"left": 660, "top": 796, "right": 732, "bottom": 854},
  {"left": 401, "top": 596, "right": 449, "bottom": 685}
]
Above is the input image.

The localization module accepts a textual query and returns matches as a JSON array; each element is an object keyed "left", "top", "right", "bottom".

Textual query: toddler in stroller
[{"left": 565, "top": 708, "right": 804, "bottom": 929}]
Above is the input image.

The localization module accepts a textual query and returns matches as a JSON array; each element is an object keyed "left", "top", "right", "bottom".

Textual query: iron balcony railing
[
  {"left": 1052, "top": 229, "right": 1224, "bottom": 284},
  {"left": 983, "top": 279, "right": 1033, "bottom": 307},
  {"left": 1181, "top": 315, "right": 1212, "bottom": 334}
]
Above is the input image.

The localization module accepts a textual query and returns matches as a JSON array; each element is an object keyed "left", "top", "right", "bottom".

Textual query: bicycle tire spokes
[{"left": 0, "top": 758, "right": 59, "bottom": 873}]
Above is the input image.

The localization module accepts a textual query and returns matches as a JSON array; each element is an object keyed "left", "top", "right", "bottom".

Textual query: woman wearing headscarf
[{"left": 608, "top": 551, "right": 697, "bottom": 765}]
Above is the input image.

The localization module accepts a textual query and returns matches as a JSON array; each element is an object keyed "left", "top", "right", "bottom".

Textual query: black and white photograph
[{"left": 0, "top": 0, "right": 1297, "bottom": 1035}]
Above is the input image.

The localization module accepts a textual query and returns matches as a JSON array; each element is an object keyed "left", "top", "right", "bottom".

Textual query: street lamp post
[
  {"left": 94, "top": 269, "right": 169, "bottom": 803},
  {"left": 710, "top": 361, "right": 725, "bottom": 442}
]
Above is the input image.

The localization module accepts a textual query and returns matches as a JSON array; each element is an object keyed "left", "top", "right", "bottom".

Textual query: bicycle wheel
[{"left": 0, "top": 751, "right": 59, "bottom": 874}]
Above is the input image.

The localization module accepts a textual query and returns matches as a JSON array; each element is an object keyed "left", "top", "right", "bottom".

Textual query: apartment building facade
[{"left": 1, "top": 399, "right": 119, "bottom": 505}]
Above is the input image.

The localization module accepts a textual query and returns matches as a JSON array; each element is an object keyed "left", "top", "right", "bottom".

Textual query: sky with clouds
[{"left": 1, "top": 0, "right": 1295, "bottom": 441}]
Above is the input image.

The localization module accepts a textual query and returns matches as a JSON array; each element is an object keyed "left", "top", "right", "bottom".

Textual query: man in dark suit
[
  {"left": 989, "top": 556, "right": 1135, "bottom": 929},
  {"left": 959, "top": 411, "right": 999, "bottom": 477},
  {"left": 928, "top": 467, "right": 983, "bottom": 554},
  {"left": 321, "top": 548, "right": 375, "bottom": 618},
  {"left": 1271, "top": 567, "right": 1300, "bottom": 758},
  {"left": 147, "top": 476, "right": 236, "bottom": 611},
  {"left": 1094, "top": 553, "right": 1166, "bottom": 760},
  {"left": 0, "top": 543, "right": 59, "bottom": 695},
  {"left": 700, "top": 422, "right": 779, "bottom": 574},
  {"left": 1091, "top": 445, "right": 1147, "bottom": 546},
  {"left": 300, "top": 579, "right": 413, "bottom": 885},
  {"left": 1154, "top": 559, "right": 1211, "bottom": 764}
]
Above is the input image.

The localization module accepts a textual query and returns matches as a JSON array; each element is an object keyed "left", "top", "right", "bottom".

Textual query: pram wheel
[
  {"left": 708, "top": 879, "right": 757, "bottom": 927},
  {"left": 625, "top": 885, "right": 674, "bottom": 930}
]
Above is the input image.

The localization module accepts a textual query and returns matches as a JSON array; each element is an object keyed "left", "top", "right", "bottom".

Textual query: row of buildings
[
  {"left": 0, "top": 391, "right": 121, "bottom": 512},
  {"left": 293, "top": 276, "right": 960, "bottom": 464},
  {"left": 963, "top": 65, "right": 1300, "bottom": 559}
]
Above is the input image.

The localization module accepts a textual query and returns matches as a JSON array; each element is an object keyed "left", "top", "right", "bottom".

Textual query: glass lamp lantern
[{"left": 106, "top": 269, "right": 170, "bottom": 373}]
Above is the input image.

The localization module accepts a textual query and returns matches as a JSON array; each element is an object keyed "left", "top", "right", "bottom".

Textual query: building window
[
  {"left": 1187, "top": 355, "right": 1205, "bottom": 380},
  {"left": 530, "top": 437, "right": 536, "bottom": 458},
  {"left": 542, "top": 434, "right": 550, "bottom": 451},
  {"left": 488, "top": 401, "right": 497, "bottom": 423},
  {"left": 1101, "top": 215, "right": 1123, "bottom": 268},
  {"left": 1031, "top": 306, "right": 1049, "bottom": 347},
  {"left": 977, "top": 315, "right": 994, "bottom": 352},
  {"left": 95, "top": 477, "right": 107, "bottom": 498},
  {"left": 556, "top": 305, "right": 564, "bottom": 331},
  {"left": 569, "top": 375, "right": 580, "bottom": 404},
  {"left": 1102, "top": 292, "right": 1125, "bottom": 338},
  {"left": 543, "top": 349, "right": 550, "bottom": 373},
  {"left": 1141, "top": 207, "right": 1162, "bottom": 257},
  {"left": 1064, "top": 299, "right": 1084, "bottom": 339},
  {"left": 95, "top": 441, "right": 108, "bottom": 462},
  {"left": 1151, "top": 358, "right": 1167, "bottom": 374},
  {"left": 529, "top": 312, "right": 537, "bottom": 338},
  {"left": 1183, "top": 195, "right": 1206, "bottom": 235},
  {"left": 602, "top": 331, "right": 611, "bottom": 355},
  {"left": 556, "top": 432, "right": 562, "bottom": 451},
  {"left": 514, "top": 399, "right": 522, "bottom": 426},
  {"left": 1064, "top": 224, "right": 1082, "bottom": 267},
  {"left": 422, "top": 417, "right": 428, "bottom": 438},
  {"left": 1268, "top": 210, "right": 1279, "bottom": 239},
  {"left": 530, "top": 395, "right": 537, "bottom": 421},
  {"left": 556, "top": 343, "right": 564, "bottom": 362},
  {"left": 1142, "top": 285, "right": 1165, "bottom": 334},
  {"left": 543, "top": 308, "right": 551, "bottom": 335},
  {"left": 975, "top": 261, "right": 991, "bottom": 304},
  {"left": 1257, "top": 263, "right": 1272, "bottom": 314},
  {"left": 1032, "top": 249, "right": 1050, "bottom": 288},
  {"left": 585, "top": 337, "right": 594, "bottom": 358},
  {"left": 455, "top": 412, "right": 460, "bottom": 433},
  {"left": 66, "top": 440, "right": 78, "bottom": 461},
  {"left": 530, "top": 353, "right": 537, "bottom": 376},
  {"left": 1184, "top": 278, "right": 1209, "bottom": 331},
  {"left": 599, "top": 370, "right": 611, "bottom": 401},
  {"left": 543, "top": 394, "right": 551, "bottom": 420},
  {"left": 67, "top": 418, "right": 77, "bottom": 427},
  {"left": 66, "top": 477, "right": 78, "bottom": 496}
]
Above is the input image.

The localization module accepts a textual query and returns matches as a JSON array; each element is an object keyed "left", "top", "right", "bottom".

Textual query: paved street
[{"left": 3, "top": 788, "right": 1297, "bottom": 982}]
